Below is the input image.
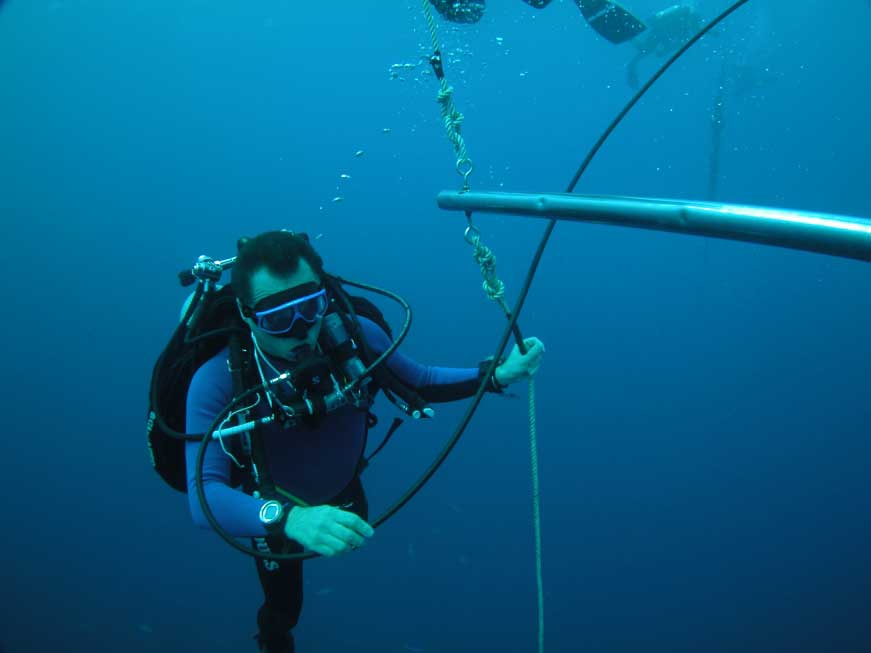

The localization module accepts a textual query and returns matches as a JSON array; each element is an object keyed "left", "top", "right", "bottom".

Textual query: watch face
[{"left": 260, "top": 501, "right": 283, "bottom": 524}]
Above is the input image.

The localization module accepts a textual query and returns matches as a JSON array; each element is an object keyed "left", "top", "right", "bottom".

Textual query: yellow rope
[
  {"left": 420, "top": 4, "right": 545, "bottom": 652},
  {"left": 464, "top": 219, "right": 509, "bottom": 310},
  {"left": 421, "top": 0, "right": 474, "bottom": 190},
  {"left": 529, "top": 379, "right": 544, "bottom": 653}
]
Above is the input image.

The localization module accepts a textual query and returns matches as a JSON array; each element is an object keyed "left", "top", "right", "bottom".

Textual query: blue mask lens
[{"left": 253, "top": 286, "right": 328, "bottom": 336}]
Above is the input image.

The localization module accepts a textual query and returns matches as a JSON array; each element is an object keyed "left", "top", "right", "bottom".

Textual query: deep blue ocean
[{"left": 2, "top": 1, "right": 870, "bottom": 652}]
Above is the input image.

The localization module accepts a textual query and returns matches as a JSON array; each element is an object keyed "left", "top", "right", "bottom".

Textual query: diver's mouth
[{"left": 284, "top": 343, "right": 313, "bottom": 364}]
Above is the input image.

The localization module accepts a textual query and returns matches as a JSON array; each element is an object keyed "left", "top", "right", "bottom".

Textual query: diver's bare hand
[
  {"left": 283, "top": 505, "right": 374, "bottom": 557},
  {"left": 495, "top": 337, "right": 546, "bottom": 385}
]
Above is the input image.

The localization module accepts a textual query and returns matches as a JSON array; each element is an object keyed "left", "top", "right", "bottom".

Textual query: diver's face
[{"left": 242, "top": 260, "right": 324, "bottom": 362}]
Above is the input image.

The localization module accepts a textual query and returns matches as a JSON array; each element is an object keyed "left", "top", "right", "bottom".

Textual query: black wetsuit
[
  {"left": 186, "top": 318, "right": 501, "bottom": 652},
  {"left": 254, "top": 477, "right": 368, "bottom": 652}
]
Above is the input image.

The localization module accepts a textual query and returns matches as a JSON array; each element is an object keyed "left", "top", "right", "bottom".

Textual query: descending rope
[
  {"left": 528, "top": 380, "right": 543, "bottom": 653},
  {"left": 419, "top": 3, "right": 752, "bottom": 651},
  {"left": 421, "top": 2, "right": 544, "bottom": 652},
  {"left": 464, "top": 221, "right": 510, "bottom": 314},
  {"left": 419, "top": 0, "right": 522, "bottom": 327},
  {"left": 421, "top": 0, "right": 474, "bottom": 190}
]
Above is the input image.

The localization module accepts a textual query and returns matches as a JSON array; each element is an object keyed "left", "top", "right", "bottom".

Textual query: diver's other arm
[
  {"left": 184, "top": 439, "right": 279, "bottom": 536},
  {"left": 360, "top": 318, "right": 544, "bottom": 400},
  {"left": 283, "top": 504, "right": 374, "bottom": 557},
  {"left": 184, "top": 355, "right": 275, "bottom": 536}
]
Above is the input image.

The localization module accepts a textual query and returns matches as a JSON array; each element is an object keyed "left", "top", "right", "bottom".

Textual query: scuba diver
[
  {"left": 159, "top": 230, "right": 545, "bottom": 652},
  {"left": 626, "top": 3, "right": 705, "bottom": 88},
  {"left": 429, "top": 0, "right": 648, "bottom": 45}
]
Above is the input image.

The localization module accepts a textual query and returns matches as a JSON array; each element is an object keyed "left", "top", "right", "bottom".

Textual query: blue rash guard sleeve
[
  {"left": 185, "top": 348, "right": 269, "bottom": 538},
  {"left": 184, "top": 317, "right": 498, "bottom": 537},
  {"left": 360, "top": 317, "right": 495, "bottom": 401}
]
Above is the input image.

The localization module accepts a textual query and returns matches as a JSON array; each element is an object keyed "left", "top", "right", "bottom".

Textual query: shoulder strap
[
  {"left": 226, "top": 332, "right": 269, "bottom": 494},
  {"left": 347, "top": 294, "right": 393, "bottom": 339}
]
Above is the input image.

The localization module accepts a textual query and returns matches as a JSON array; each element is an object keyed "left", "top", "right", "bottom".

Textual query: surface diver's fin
[{"left": 577, "top": 0, "right": 647, "bottom": 44}]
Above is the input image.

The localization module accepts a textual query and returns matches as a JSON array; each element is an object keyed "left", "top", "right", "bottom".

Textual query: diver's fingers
[
  {"left": 310, "top": 533, "right": 349, "bottom": 557},
  {"left": 332, "top": 523, "right": 368, "bottom": 550},
  {"left": 333, "top": 508, "right": 375, "bottom": 538}
]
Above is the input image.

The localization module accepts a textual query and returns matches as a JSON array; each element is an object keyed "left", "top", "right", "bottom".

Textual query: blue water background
[{"left": 1, "top": 1, "right": 870, "bottom": 651}]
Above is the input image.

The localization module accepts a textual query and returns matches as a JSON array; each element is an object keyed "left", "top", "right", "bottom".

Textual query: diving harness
[{"left": 148, "top": 247, "right": 437, "bottom": 560}]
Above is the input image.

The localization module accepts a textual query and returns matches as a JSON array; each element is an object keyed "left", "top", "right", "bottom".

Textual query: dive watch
[{"left": 258, "top": 500, "right": 287, "bottom": 537}]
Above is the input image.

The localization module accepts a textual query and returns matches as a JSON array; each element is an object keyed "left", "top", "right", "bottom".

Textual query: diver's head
[{"left": 233, "top": 230, "right": 328, "bottom": 362}]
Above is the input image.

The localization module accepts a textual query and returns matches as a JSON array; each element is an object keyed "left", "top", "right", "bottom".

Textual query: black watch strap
[{"left": 478, "top": 356, "right": 507, "bottom": 393}]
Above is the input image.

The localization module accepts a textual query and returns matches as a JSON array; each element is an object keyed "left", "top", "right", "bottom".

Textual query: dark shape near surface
[
  {"left": 429, "top": 0, "right": 486, "bottom": 23},
  {"left": 578, "top": 0, "right": 647, "bottom": 44}
]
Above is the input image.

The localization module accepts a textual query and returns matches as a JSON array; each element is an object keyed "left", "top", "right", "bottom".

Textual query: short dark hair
[{"left": 232, "top": 230, "right": 325, "bottom": 307}]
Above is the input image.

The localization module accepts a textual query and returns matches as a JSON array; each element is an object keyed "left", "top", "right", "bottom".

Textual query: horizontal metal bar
[{"left": 437, "top": 191, "right": 871, "bottom": 262}]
